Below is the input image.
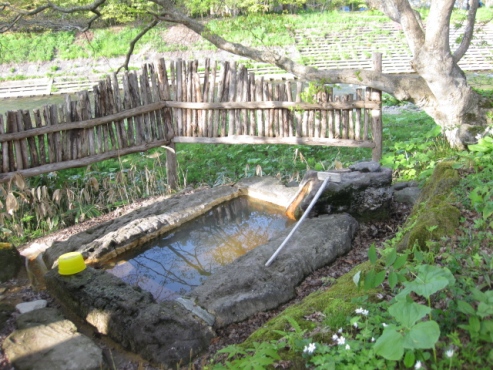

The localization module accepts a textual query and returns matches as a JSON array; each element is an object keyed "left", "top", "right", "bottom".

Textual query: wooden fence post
[
  {"left": 166, "top": 141, "right": 178, "bottom": 190},
  {"left": 371, "top": 52, "right": 383, "bottom": 162}
]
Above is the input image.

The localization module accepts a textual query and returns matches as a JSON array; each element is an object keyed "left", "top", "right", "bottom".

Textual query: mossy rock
[
  {"left": 0, "top": 243, "right": 23, "bottom": 283},
  {"left": 244, "top": 261, "right": 377, "bottom": 347},
  {"left": 413, "top": 161, "right": 460, "bottom": 210},
  {"left": 404, "top": 204, "right": 461, "bottom": 250},
  {"left": 397, "top": 162, "right": 461, "bottom": 251}
]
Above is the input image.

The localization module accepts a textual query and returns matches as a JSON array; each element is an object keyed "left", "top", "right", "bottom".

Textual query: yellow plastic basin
[{"left": 58, "top": 252, "right": 86, "bottom": 275}]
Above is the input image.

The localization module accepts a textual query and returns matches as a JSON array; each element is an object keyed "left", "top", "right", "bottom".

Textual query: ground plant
[
  {"left": 1, "top": 5, "right": 493, "bottom": 368},
  {"left": 201, "top": 130, "right": 493, "bottom": 369}
]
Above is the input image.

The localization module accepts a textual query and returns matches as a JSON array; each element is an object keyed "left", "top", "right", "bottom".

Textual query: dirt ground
[{"left": 0, "top": 195, "right": 411, "bottom": 370}]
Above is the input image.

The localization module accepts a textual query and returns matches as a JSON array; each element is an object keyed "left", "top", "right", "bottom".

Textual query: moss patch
[
  {"left": 398, "top": 162, "right": 461, "bottom": 251},
  {"left": 244, "top": 261, "right": 377, "bottom": 347}
]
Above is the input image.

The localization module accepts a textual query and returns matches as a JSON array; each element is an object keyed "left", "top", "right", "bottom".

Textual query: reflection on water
[{"left": 106, "top": 196, "right": 295, "bottom": 301}]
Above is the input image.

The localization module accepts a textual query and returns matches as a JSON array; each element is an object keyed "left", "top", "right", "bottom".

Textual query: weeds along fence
[{"left": 0, "top": 55, "right": 383, "bottom": 187}]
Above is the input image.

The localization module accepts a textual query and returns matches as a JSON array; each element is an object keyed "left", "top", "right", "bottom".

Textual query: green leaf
[
  {"left": 368, "top": 244, "right": 378, "bottom": 264},
  {"left": 353, "top": 270, "right": 361, "bottom": 287},
  {"left": 374, "top": 327, "right": 405, "bottom": 361},
  {"left": 403, "top": 350, "right": 416, "bottom": 368},
  {"left": 388, "top": 271, "right": 399, "bottom": 289},
  {"left": 385, "top": 248, "right": 397, "bottom": 267},
  {"left": 389, "top": 299, "right": 431, "bottom": 328},
  {"left": 457, "top": 300, "right": 476, "bottom": 315},
  {"left": 483, "top": 202, "right": 493, "bottom": 220},
  {"left": 374, "top": 270, "right": 386, "bottom": 287},
  {"left": 364, "top": 270, "right": 376, "bottom": 290},
  {"left": 480, "top": 320, "right": 493, "bottom": 342},
  {"left": 404, "top": 265, "right": 455, "bottom": 299},
  {"left": 393, "top": 254, "right": 408, "bottom": 270},
  {"left": 477, "top": 301, "right": 493, "bottom": 319},
  {"left": 470, "top": 315, "right": 481, "bottom": 334},
  {"left": 404, "top": 321, "right": 440, "bottom": 349}
]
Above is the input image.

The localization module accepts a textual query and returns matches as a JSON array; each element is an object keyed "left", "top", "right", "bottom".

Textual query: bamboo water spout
[{"left": 265, "top": 172, "right": 341, "bottom": 267}]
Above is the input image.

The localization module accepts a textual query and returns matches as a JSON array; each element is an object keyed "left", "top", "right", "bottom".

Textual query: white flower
[
  {"left": 415, "top": 361, "right": 422, "bottom": 369},
  {"left": 338, "top": 327, "right": 343, "bottom": 333},
  {"left": 355, "top": 307, "right": 369, "bottom": 316},
  {"left": 332, "top": 334, "right": 339, "bottom": 341},
  {"left": 345, "top": 344, "right": 350, "bottom": 350},
  {"left": 337, "top": 336, "right": 346, "bottom": 345},
  {"left": 382, "top": 323, "right": 388, "bottom": 327},
  {"left": 353, "top": 322, "right": 358, "bottom": 328},
  {"left": 446, "top": 349, "right": 454, "bottom": 358},
  {"left": 303, "top": 343, "right": 316, "bottom": 354},
  {"left": 371, "top": 337, "right": 375, "bottom": 342}
]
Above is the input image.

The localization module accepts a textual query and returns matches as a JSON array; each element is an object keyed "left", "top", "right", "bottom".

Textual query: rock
[
  {"left": 44, "top": 267, "right": 215, "bottom": 368},
  {"left": 393, "top": 186, "right": 421, "bottom": 206},
  {"left": 0, "top": 242, "right": 23, "bottom": 282},
  {"left": 16, "top": 299, "right": 47, "bottom": 314},
  {"left": 189, "top": 214, "right": 359, "bottom": 327},
  {"left": 2, "top": 307, "right": 103, "bottom": 370},
  {"left": 287, "top": 166, "right": 393, "bottom": 221},
  {"left": 349, "top": 161, "right": 381, "bottom": 172}
]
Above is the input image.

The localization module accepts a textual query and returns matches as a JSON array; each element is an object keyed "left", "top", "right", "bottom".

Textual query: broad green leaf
[
  {"left": 368, "top": 244, "right": 378, "bottom": 264},
  {"left": 477, "top": 301, "right": 493, "bottom": 319},
  {"left": 404, "top": 265, "right": 455, "bottom": 299},
  {"left": 389, "top": 300, "right": 430, "bottom": 328},
  {"left": 374, "top": 327, "right": 405, "bottom": 361},
  {"left": 403, "top": 350, "right": 416, "bottom": 368},
  {"left": 457, "top": 300, "right": 476, "bottom": 315},
  {"left": 470, "top": 315, "right": 481, "bottom": 334},
  {"left": 364, "top": 270, "right": 376, "bottom": 290},
  {"left": 393, "top": 254, "right": 408, "bottom": 270},
  {"left": 385, "top": 248, "right": 397, "bottom": 267},
  {"left": 480, "top": 320, "right": 493, "bottom": 342},
  {"left": 374, "top": 270, "right": 386, "bottom": 287},
  {"left": 483, "top": 202, "right": 493, "bottom": 220},
  {"left": 388, "top": 271, "right": 398, "bottom": 289},
  {"left": 404, "top": 321, "right": 440, "bottom": 349}
]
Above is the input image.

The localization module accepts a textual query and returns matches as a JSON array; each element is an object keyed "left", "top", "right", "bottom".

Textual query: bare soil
[{"left": 0, "top": 195, "right": 411, "bottom": 370}]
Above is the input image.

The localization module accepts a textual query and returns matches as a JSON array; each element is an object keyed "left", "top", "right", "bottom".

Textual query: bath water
[{"left": 106, "top": 196, "right": 294, "bottom": 301}]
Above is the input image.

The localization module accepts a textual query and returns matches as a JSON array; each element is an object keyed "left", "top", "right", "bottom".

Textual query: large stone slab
[
  {"left": 44, "top": 267, "right": 215, "bottom": 368},
  {"left": 42, "top": 185, "right": 242, "bottom": 270},
  {"left": 189, "top": 213, "right": 359, "bottom": 327},
  {"left": 2, "top": 307, "right": 102, "bottom": 370}
]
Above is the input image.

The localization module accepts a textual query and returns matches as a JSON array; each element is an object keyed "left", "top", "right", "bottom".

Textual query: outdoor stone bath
[{"left": 37, "top": 162, "right": 394, "bottom": 367}]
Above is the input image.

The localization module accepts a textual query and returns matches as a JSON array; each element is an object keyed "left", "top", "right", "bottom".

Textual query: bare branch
[
  {"left": 453, "top": 0, "right": 480, "bottom": 62},
  {"left": 367, "top": 0, "right": 425, "bottom": 53},
  {"left": 0, "top": 0, "right": 107, "bottom": 33},
  {"left": 117, "top": 19, "right": 160, "bottom": 73},
  {"left": 425, "top": 0, "right": 455, "bottom": 52},
  {"left": 150, "top": 5, "right": 432, "bottom": 104}
]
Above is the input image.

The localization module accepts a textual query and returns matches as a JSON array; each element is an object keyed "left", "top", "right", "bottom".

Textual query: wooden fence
[{"left": 0, "top": 56, "right": 383, "bottom": 186}]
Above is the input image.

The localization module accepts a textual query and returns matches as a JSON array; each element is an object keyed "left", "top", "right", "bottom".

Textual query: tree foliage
[{"left": 1, "top": 0, "right": 491, "bottom": 148}]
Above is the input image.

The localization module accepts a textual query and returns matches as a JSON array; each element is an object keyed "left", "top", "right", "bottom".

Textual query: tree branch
[
  {"left": 0, "top": 0, "right": 107, "bottom": 33},
  {"left": 425, "top": 0, "right": 455, "bottom": 51},
  {"left": 151, "top": 5, "right": 432, "bottom": 105},
  {"left": 368, "top": 0, "right": 425, "bottom": 53},
  {"left": 117, "top": 18, "right": 160, "bottom": 73},
  {"left": 453, "top": 0, "right": 480, "bottom": 62}
]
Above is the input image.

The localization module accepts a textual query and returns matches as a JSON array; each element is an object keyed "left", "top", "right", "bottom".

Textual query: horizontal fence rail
[{"left": 0, "top": 56, "right": 382, "bottom": 184}]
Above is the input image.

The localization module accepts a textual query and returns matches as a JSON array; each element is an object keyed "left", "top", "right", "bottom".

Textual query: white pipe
[{"left": 265, "top": 176, "right": 330, "bottom": 267}]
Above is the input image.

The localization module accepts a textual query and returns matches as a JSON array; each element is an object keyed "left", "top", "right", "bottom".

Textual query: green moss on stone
[
  {"left": 398, "top": 162, "right": 461, "bottom": 251},
  {"left": 244, "top": 261, "right": 377, "bottom": 346}
]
